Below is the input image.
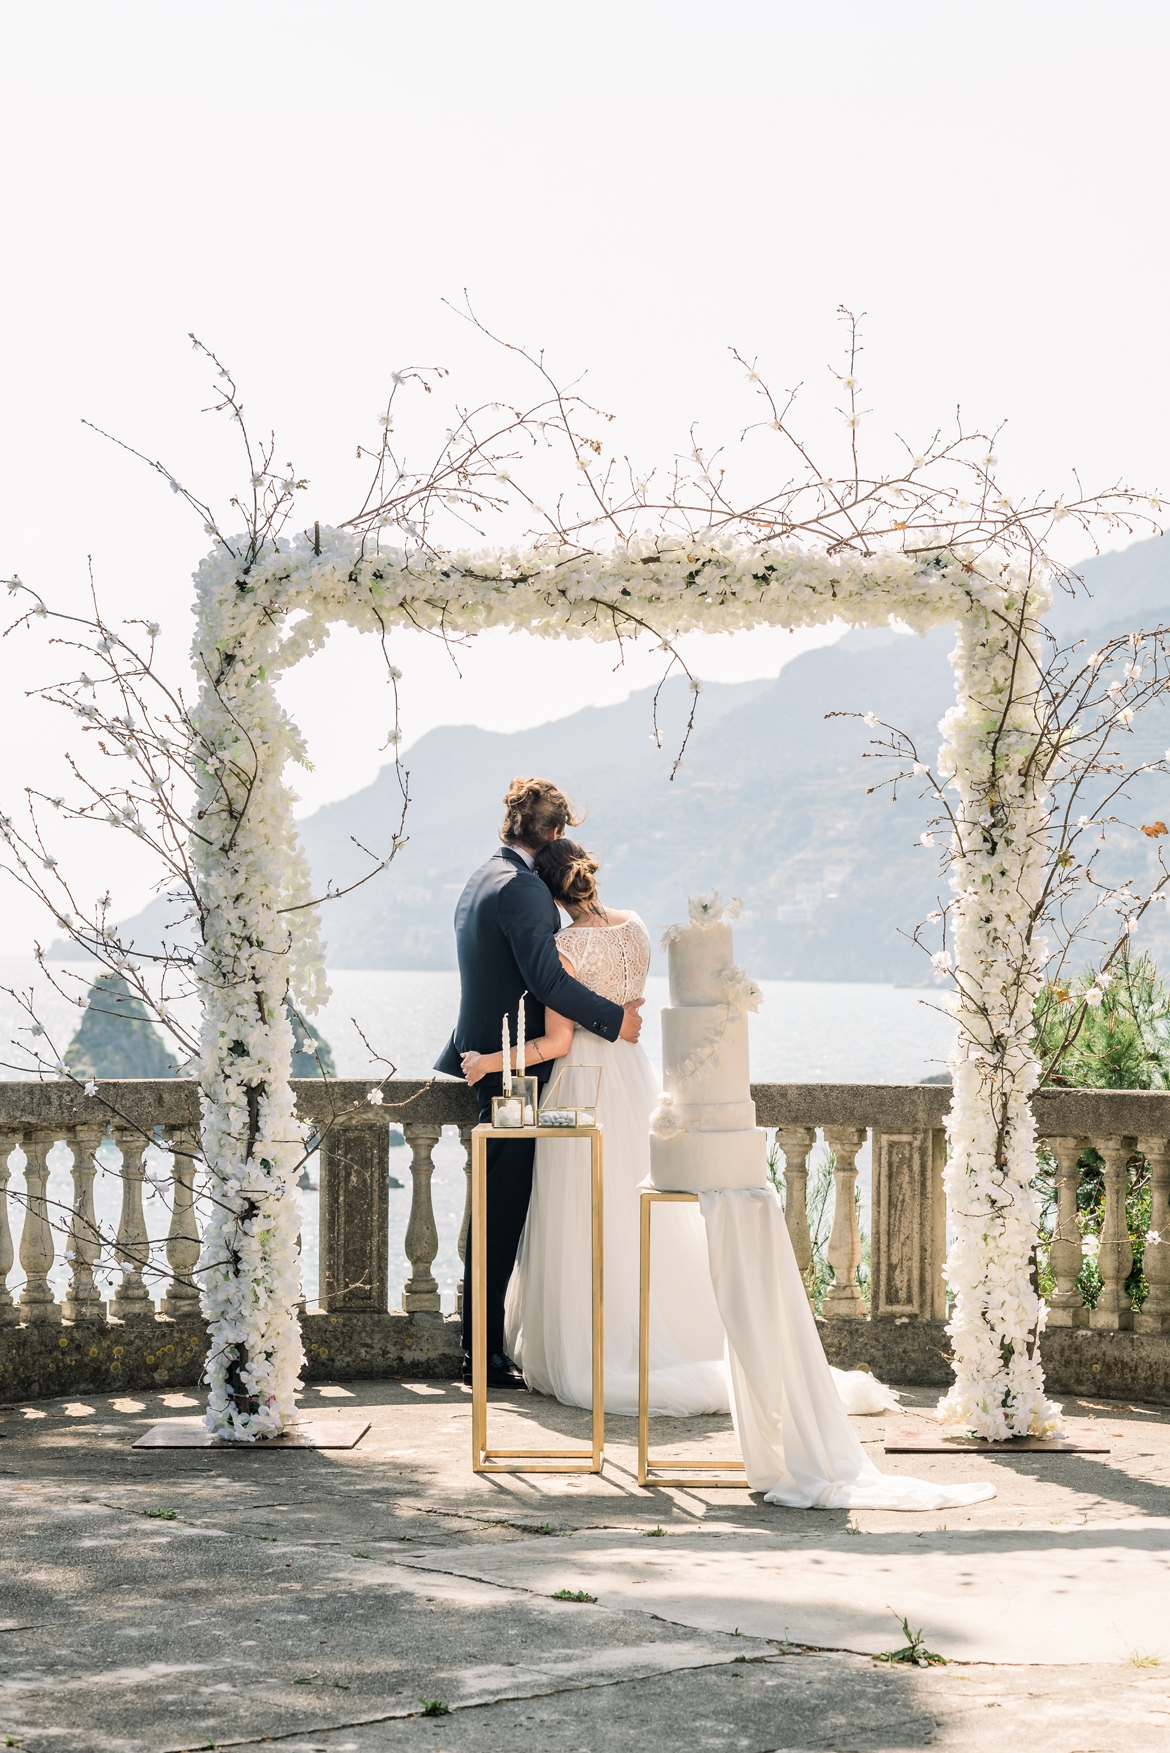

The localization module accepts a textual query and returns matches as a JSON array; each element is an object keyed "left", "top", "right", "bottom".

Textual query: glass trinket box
[{"left": 538, "top": 1064, "right": 603, "bottom": 1129}]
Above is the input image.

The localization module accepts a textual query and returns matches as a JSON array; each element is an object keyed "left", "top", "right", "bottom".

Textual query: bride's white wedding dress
[{"left": 506, "top": 912, "right": 730, "bottom": 1416}]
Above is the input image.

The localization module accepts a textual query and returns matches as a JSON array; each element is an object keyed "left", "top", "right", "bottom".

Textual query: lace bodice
[{"left": 556, "top": 913, "right": 650, "bottom": 1007}]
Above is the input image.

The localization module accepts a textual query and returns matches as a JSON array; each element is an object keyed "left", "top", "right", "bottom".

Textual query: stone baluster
[
  {"left": 822, "top": 1125, "right": 867, "bottom": 1318},
  {"left": 111, "top": 1129, "right": 155, "bottom": 1322},
  {"left": 319, "top": 1122, "right": 389, "bottom": 1312},
  {"left": 1090, "top": 1134, "right": 1136, "bottom": 1330},
  {"left": 1135, "top": 1135, "right": 1170, "bottom": 1334},
  {"left": 402, "top": 1124, "right": 442, "bottom": 1313},
  {"left": 18, "top": 1131, "right": 62, "bottom": 1324},
  {"left": 869, "top": 1127, "right": 947, "bottom": 1322},
  {"left": 456, "top": 1122, "right": 474, "bottom": 1318},
  {"left": 1046, "top": 1136, "right": 1088, "bottom": 1327},
  {"left": 0, "top": 1134, "right": 20, "bottom": 1325},
  {"left": 163, "top": 1127, "right": 203, "bottom": 1319},
  {"left": 776, "top": 1125, "right": 816, "bottom": 1289},
  {"left": 63, "top": 1125, "right": 107, "bottom": 1323}
]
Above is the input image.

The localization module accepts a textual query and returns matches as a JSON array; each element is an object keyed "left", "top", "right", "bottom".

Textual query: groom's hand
[{"left": 619, "top": 999, "right": 644, "bottom": 1043}]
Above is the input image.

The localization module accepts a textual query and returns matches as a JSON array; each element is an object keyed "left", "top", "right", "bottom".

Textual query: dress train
[{"left": 699, "top": 1187, "right": 995, "bottom": 1511}]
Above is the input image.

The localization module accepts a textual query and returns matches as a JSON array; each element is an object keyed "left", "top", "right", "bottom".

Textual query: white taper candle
[
  {"left": 502, "top": 1012, "right": 512, "bottom": 1095},
  {"left": 517, "top": 993, "right": 526, "bottom": 1079}
]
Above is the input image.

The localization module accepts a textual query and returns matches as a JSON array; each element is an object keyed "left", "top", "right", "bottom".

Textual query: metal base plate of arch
[
  {"left": 131, "top": 1416, "right": 371, "bottom": 1448},
  {"left": 884, "top": 1423, "right": 1109, "bottom": 1453}
]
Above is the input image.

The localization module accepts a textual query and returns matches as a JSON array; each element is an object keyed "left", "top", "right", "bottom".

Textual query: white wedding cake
[{"left": 648, "top": 893, "right": 769, "bottom": 1193}]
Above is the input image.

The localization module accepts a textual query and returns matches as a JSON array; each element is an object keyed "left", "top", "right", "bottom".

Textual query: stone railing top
[
  {"left": 0, "top": 1076, "right": 1167, "bottom": 1141},
  {"left": 751, "top": 1083, "right": 952, "bottom": 1131},
  {"left": 1027, "top": 1085, "right": 1170, "bottom": 1140},
  {"left": 0, "top": 1077, "right": 477, "bottom": 1136},
  {"left": 752, "top": 1081, "right": 1170, "bottom": 1138}
]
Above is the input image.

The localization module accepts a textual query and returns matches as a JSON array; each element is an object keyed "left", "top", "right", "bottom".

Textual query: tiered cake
[{"left": 648, "top": 903, "right": 768, "bottom": 1193}]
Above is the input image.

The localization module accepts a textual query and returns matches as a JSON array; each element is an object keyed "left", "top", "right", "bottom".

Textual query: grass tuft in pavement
[{"left": 874, "top": 1615, "right": 946, "bottom": 1668}]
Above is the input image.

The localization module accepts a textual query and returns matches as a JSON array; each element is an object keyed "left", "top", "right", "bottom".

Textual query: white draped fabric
[
  {"left": 698, "top": 1186, "right": 996, "bottom": 1511},
  {"left": 830, "top": 1367, "right": 901, "bottom": 1416}
]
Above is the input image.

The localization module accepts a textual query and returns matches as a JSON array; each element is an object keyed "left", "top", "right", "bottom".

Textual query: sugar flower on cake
[
  {"left": 689, "top": 890, "right": 743, "bottom": 928},
  {"left": 649, "top": 1095, "right": 685, "bottom": 1139},
  {"left": 660, "top": 890, "right": 744, "bottom": 950},
  {"left": 720, "top": 963, "right": 764, "bottom": 1013}
]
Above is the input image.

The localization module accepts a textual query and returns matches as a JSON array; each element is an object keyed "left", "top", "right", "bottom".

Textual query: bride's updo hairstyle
[
  {"left": 500, "top": 776, "right": 584, "bottom": 848},
  {"left": 535, "top": 838, "right": 601, "bottom": 912}
]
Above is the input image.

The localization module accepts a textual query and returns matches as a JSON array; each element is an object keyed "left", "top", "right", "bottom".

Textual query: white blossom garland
[
  {"left": 190, "top": 526, "right": 1057, "bottom": 1439},
  {"left": 934, "top": 582, "right": 1061, "bottom": 1439},
  {"left": 208, "top": 531, "right": 1005, "bottom": 649},
  {"left": 191, "top": 551, "right": 328, "bottom": 1439}
]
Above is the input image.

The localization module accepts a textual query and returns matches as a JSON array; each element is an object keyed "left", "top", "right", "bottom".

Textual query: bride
[{"left": 463, "top": 838, "right": 728, "bottom": 1416}]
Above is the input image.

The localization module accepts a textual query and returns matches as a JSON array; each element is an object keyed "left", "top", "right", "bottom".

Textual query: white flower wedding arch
[{"left": 193, "top": 531, "right": 1057, "bottom": 1441}]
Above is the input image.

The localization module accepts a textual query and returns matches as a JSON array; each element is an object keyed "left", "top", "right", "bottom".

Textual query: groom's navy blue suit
[{"left": 436, "top": 845, "right": 625, "bottom": 1360}]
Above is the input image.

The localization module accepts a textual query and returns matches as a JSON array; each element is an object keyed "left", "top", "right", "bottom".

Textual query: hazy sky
[{"left": 1, "top": 1, "right": 1167, "bottom": 952}]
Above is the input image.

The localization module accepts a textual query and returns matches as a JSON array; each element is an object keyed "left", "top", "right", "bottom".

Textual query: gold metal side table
[
  {"left": 471, "top": 1122, "right": 604, "bottom": 1474},
  {"left": 638, "top": 1188, "right": 749, "bottom": 1489}
]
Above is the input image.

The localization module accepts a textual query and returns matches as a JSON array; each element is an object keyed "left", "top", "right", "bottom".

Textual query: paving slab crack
[{"left": 169, "top": 1649, "right": 796, "bottom": 1752}]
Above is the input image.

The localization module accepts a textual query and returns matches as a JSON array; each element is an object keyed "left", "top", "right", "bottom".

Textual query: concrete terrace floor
[{"left": 4, "top": 1381, "right": 1170, "bottom": 1752}]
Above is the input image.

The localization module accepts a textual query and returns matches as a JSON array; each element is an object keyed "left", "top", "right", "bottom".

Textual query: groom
[{"left": 436, "top": 776, "right": 643, "bottom": 1387}]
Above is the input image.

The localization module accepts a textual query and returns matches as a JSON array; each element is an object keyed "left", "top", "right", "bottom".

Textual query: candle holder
[
  {"left": 491, "top": 1075, "right": 538, "bottom": 1129},
  {"left": 538, "top": 1064, "right": 603, "bottom": 1129}
]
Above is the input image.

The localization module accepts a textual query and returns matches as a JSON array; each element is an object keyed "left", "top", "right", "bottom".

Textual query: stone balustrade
[{"left": 2, "top": 1078, "right": 1170, "bottom": 1403}]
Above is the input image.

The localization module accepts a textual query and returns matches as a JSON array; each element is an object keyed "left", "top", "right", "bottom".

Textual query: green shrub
[
  {"left": 1032, "top": 952, "right": 1167, "bottom": 1312},
  {"left": 769, "top": 1140, "right": 869, "bottom": 1314}
]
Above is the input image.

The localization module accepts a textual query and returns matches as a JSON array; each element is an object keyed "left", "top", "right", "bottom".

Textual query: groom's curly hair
[
  {"left": 534, "top": 839, "right": 600, "bottom": 910},
  {"left": 500, "top": 776, "right": 584, "bottom": 849}
]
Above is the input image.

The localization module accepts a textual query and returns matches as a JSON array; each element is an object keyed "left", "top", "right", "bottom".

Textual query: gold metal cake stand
[
  {"left": 638, "top": 1188, "right": 749, "bottom": 1489},
  {"left": 471, "top": 1122, "right": 604, "bottom": 1474}
]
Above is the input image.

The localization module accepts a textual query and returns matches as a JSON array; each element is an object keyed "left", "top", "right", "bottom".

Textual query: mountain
[
  {"left": 63, "top": 973, "right": 178, "bottom": 1079},
  {"left": 1046, "top": 533, "right": 1170, "bottom": 638},
  {"left": 62, "top": 532, "right": 1170, "bottom": 982}
]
